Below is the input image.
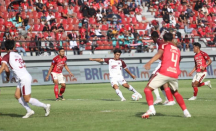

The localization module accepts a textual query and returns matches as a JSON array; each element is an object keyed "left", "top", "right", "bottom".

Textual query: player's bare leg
[
  {"left": 198, "top": 80, "right": 212, "bottom": 89},
  {"left": 149, "top": 74, "right": 163, "bottom": 104},
  {"left": 14, "top": 88, "right": 34, "bottom": 118},
  {"left": 53, "top": 79, "right": 60, "bottom": 101},
  {"left": 113, "top": 85, "right": 126, "bottom": 101},
  {"left": 163, "top": 84, "right": 176, "bottom": 106},
  {"left": 58, "top": 83, "right": 66, "bottom": 100},
  {"left": 172, "top": 90, "right": 191, "bottom": 117},
  {"left": 142, "top": 86, "right": 156, "bottom": 119},
  {"left": 122, "top": 83, "right": 142, "bottom": 98},
  {"left": 23, "top": 94, "right": 51, "bottom": 117}
]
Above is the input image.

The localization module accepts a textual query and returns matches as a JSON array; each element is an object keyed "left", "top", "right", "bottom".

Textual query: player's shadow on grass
[
  {"left": 130, "top": 102, "right": 147, "bottom": 104},
  {"left": 135, "top": 112, "right": 182, "bottom": 118},
  {"left": 0, "top": 112, "right": 23, "bottom": 117},
  {"left": 100, "top": 99, "right": 118, "bottom": 101},
  {"left": 42, "top": 99, "right": 57, "bottom": 101}
]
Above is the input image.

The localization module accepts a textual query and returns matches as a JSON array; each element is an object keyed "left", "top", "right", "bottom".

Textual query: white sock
[
  {"left": 204, "top": 81, "right": 208, "bottom": 85},
  {"left": 161, "top": 90, "right": 168, "bottom": 101},
  {"left": 149, "top": 105, "right": 155, "bottom": 111},
  {"left": 128, "top": 85, "right": 138, "bottom": 93},
  {"left": 183, "top": 109, "right": 189, "bottom": 113},
  {"left": 29, "top": 98, "right": 47, "bottom": 108},
  {"left": 115, "top": 89, "right": 125, "bottom": 99},
  {"left": 18, "top": 97, "right": 32, "bottom": 113},
  {"left": 153, "top": 89, "right": 161, "bottom": 100}
]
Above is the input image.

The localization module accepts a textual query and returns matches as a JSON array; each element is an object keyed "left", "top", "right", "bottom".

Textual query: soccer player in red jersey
[
  {"left": 188, "top": 42, "right": 212, "bottom": 100},
  {"left": 150, "top": 31, "right": 175, "bottom": 105},
  {"left": 89, "top": 49, "right": 142, "bottom": 101},
  {"left": 142, "top": 33, "right": 191, "bottom": 118},
  {"left": 46, "top": 48, "right": 74, "bottom": 101}
]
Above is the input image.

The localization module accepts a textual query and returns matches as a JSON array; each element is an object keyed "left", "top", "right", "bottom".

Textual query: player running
[
  {"left": 0, "top": 40, "right": 51, "bottom": 118},
  {"left": 150, "top": 31, "right": 175, "bottom": 105},
  {"left": 46, "top": 48, "right": 74, "bottom": 101},
  {"left": 89, "top": 49, "right": 142, "bottom": 101},
  {"left": 142, "top": 33, "right": 191, "bottom": 118},
  {"left": 188, "top": 42, "right": 212, "bottom": 100}
]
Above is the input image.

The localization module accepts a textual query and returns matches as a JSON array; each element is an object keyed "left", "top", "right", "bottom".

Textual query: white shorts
[
  {"left": 110, "top": 76, "right": 127, "bottom": 87},
  {"left": 51, "top": 72, "right": 65, "bottom": 83},
  {"left": 17, "top": 77, "right": 32, "bottom": 96},
  {"left": 192, "top": 72, "right": 207, "bottom": 83},
  {"left": 148, "top": 73, "right": 178, "bottom": 91},
  {"left": 152, "top": 61, "right": 161, "bottom": 74}
]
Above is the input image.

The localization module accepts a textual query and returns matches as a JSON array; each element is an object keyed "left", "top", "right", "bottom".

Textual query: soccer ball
[{"left": 132, "top": 93, "right": 140, "bottom": 101}]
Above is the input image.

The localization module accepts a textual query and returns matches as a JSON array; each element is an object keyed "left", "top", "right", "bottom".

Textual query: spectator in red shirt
[
  {"left": 9, "top": 26, "right": 17, "bottom": 37},
  {"left": 151, "top": 19, "right": 159, "bottom": 30},
  {"left": 46, "top": 0, "right": 57, "bottom": 12},
  {"left": 182, "top": 35, "right": 193, "bottom": 52},
  {"left": 79, "top": 25, "right": 86, "bottom": 35},
  {"left": 61, "top": 5, "right": 69, "bottom": 18},
  {"left": 190, "top": 21, "right": 197, "bottom": 29},
  {"left": 198, "top": 24, "right": 206, "bottom": 37},
  {"left": 21, "top": 0, "right": 32, "bottom": 12},
  {"left": 135, "top": 5, "right": 142, "bottom": 14},
  {"left": 119, "top": 25, "right": 125, "bottom": 34}
]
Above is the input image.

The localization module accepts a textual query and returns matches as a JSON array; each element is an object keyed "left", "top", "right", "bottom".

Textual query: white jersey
[
  {"left": 104, "top": 58, "right": 127, "bottom": 77},
  {"left": 1, "top": 51, "right": 31, "bottom": 80}
]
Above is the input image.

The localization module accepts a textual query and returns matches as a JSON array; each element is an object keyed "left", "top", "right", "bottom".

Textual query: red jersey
[
  {"left": 156, "top": 38, "right": 165, "bottom": 50},
  {"left": 51, "top": 55, "right": 67, "bottom": 73},
  {"left": 158, "top": 43, "right": 181, "bottom": 78},
  {"left": 194, "top": 51, "right": 210, "bottom": 72},
  {"left": 0, "top": 56, "right": 2, "bottom": 65}
]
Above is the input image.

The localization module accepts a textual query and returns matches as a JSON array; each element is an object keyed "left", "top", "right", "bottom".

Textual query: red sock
[
  {"left": 164, "top": 88, "right": 174, "bottom": 101},
  {"left": 198, "top": 82, "right": 205, "bottom": 87},
  {"left": 54, "top": 85, "right": 59, "bottom": 99},
  {"left": 59, "top": 86, "right": 66, "bottom": 96},
  {"left": 193, "top": 87, "right": 198, "bottom": 96},
  {"left": 144, "top": 88, "right": 153, "bottom": 106},
  {"left": 174, "top": 92, "right": 187, "bottom": 111}
]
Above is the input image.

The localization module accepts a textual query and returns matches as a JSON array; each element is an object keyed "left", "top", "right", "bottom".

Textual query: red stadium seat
[
  {"left": 68, "top": 24, "right": 74, "bottom": 30},
  {"left": 101, "top": 25, "right": 108, "bottom": 30},
  {"left": 32, "top": 11, "right": 38, "bottom": 18},
  {"left": 67, "top": 18, "right": 73, "bottom": 24},
  {"left": 0, "top": 25, "right": 5, "bottom": 31},
  {"left": 89, "top": 18, "right": 96, "bottom": 24},
  {"left": 132, "top": 17, "right": 137, "bottom": 24},
  {"left": 55, "top": 12, "right": 61, "bottom": 18},
  {"left": 33, "top": 24, "right": 40, "bottom": 31},
  {"left": 62, "top": 19, "right": 67, "bottom": 25},
  {"left": 72, "top": 18, "right": 79, "bottom": 24},
  {"left": 175, "top": 12, "right": 180, "bottom": 17},
  {"left": 58, "top": 6, "right": 63, "bottom": 12},
  {"left": 192, "top": 30, "right": 199, "bottom": 36},
  {"left": 0, "top": 19, "right": 4, "bottom": 25}
]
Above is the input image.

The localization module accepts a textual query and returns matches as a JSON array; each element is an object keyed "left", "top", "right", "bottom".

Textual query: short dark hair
[
  {"left": 163, "top": 33, "right": 173, "bottom": 41},
  {"left": 151, "top": 31, "right": 159, "bottom": 38},
  {"left": 193, "top": 42, "right": 201, "bottom": 48},
  {"left": 5, "top": 40, "right": 15, "bottom": 50},
  {"left": 59, "top": 48, "right": 64, "bottom": 51},
  {"left": 113, "top": 48, "right": 122, "bottom": 54}
]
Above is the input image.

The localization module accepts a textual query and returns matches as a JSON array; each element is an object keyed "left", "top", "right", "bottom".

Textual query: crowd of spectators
[{"left": 0, "top": 0, "right": 216, "bottom": 56}]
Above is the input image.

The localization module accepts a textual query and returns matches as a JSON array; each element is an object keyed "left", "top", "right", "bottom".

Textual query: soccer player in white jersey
[
  {"left": 89, "top": 49, "right": 142, "bottom": 101},
  {"left": 0, "top": 40, "right": 51, "bottom": 118}
]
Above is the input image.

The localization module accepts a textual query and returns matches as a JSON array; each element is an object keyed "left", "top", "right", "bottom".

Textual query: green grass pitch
[{"left": 0, "top": 79, "right": 216, "bottom": 131}]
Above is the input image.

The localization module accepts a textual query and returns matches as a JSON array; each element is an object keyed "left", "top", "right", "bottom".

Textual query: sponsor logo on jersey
[{"left": 111, "top": 65, "right": 118, "bottom": 69}]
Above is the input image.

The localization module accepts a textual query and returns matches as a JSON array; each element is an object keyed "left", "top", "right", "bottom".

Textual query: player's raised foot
[
  {"left": 206, "top": 80, "right": 212, "bottom": 89},
  {"left": 137, "top": 93, "right": 142, "bottom": 98},
  {"left": 45, "top": 104, "right": 51, "bottom": 117},
  {"left": 164, "top": 101, "right": 176, "bottom": 106},
  {"left": 58, "top": 95, "right": 65, "bottom": 100},
  {"left": 183, "top": 109, "right": 191, "bottom": 118},
  {"left": 22, "top": 110, "right": 35, "bottom": 118},
  {"left": 153, "top": 98, "right": 162, "bottom": 105},
  {"left": 141, "top": 109, "right": 156, "bottom": 119},
  {"left": 121, "top": 98, "right": 126, "bottom": 101},
  {"left": 188, "top": 96, "right": 197, "bottom": 100}
]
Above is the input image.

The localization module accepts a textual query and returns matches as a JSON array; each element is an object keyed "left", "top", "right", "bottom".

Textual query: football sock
[
  {"left": 128, "top": 85, "right": 138, "bottom": 93},
  {"left": 153, "top": 88, "right": 161, "bottom": 100},
  {"left": 164, "top": 88, "right": 174, "bottom": 101},
  {"left": 54, "top": 85, "right": 59, "bottom": 99},
  {"left": 193, "top": 87, "right": 198, "bottom": 96},
  {"left": 198, "top": 82, "right": 208, "bottom": 87},
  {"left": 59, "top": 86, "right": 66, "bottom": 96},
  {"left": 173, "top": 92, "right": 187, "bottom": 111},
  {"left": 115, "top": 89, "right": 125, "bottom": 99},
  {"left": 29, "top": 98, "right": 47, "bottom": 108},
  {"left": 18, "top": 97, "right": 32, "bottom": 113},
  {"left": 161, "top": 90, "right": 168, "bottom": 100},
  {"left": 144, "top": 88, "right": 153, "bottom": 106}
]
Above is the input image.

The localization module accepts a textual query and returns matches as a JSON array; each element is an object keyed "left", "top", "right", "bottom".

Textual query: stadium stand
[{"left": 0, "top": 0, "right": 215, "bottom": 56}]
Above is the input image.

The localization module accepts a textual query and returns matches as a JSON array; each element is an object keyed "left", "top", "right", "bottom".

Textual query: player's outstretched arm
[
  {"left": 189, "top": 66, "right": 196, "bottom": 76},
  {"left": 144, "top": 50, "right": 163, "bottom": 70},
  {"left": 124, "top": 68, "right": 136, "bottom": 79},
  {"left": 45, "top": 65, "right": 54, "bottom": 81},
  {"left": 89, "top": 58, "right": 104, "bottom": 62},
  {"left": 0, "top": 63, "right": 10, "bottom": 82},
  {"left": 64, "top": 64, "right": 74, "bottom": 77}
]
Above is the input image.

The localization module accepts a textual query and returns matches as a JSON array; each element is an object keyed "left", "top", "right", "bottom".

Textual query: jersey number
[
  {"left": 171, "top": 53, "right": 178, "bottom": 67},
  {"left": 15, "top": 58, "right": 25, "bottom": 68}
]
